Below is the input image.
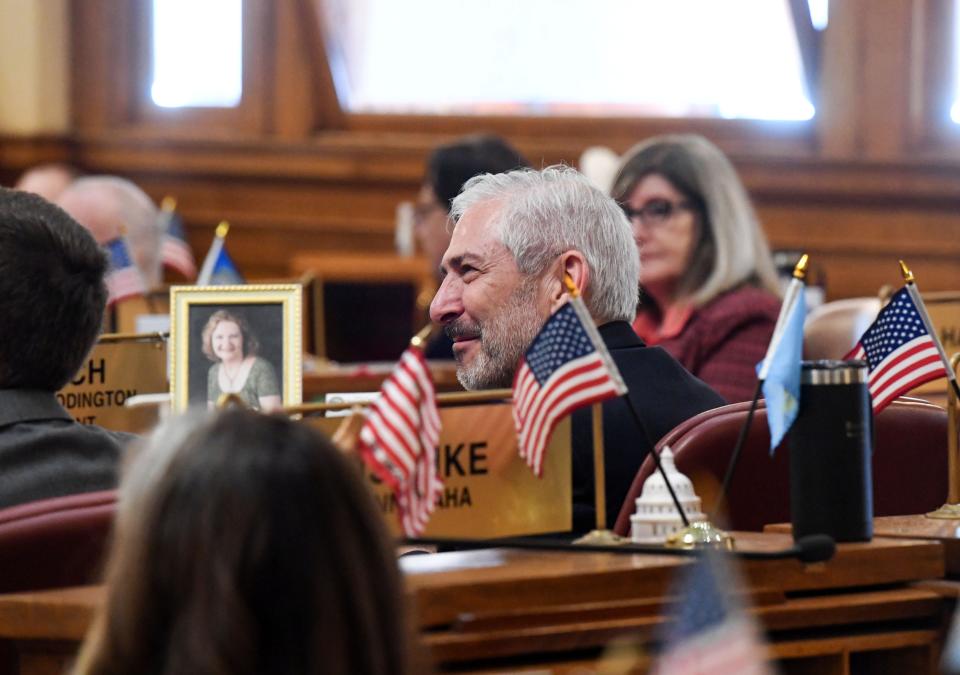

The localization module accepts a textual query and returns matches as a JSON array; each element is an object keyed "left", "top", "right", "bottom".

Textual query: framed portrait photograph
[{"left": 170, "top": 284, "right": 303, "bottom": 412}]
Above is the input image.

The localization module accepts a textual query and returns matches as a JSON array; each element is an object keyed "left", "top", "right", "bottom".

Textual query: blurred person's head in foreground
[
  {"left": 0, "top": 187, "right": 107, "bottom": 391},
  {"left": 56, "top": 176, "right": 163, "bottom": 289},
  {"left": 73, "top": 409, "right": 415, "bottom": 675},
  {"left": 14, "top": 163, "right": 80, "bottom": 202},
  {"left": 417, "top": 135, "right": 529, "bottom": 276}
]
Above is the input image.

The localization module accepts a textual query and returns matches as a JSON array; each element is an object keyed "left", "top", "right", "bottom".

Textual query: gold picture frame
[{"left": 170, "top": 284, "right": 303, "bottom": 412}]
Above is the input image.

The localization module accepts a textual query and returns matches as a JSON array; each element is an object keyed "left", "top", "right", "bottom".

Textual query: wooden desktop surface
[
  {"left": 0, "top": 533, "right": 948, "bottom": 674},
  {"left": 768, "top": 513, "right": 960, "bottom": 577}
]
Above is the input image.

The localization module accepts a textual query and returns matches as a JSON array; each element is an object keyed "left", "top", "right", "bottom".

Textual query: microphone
[{"left": 404, "top": 533, "right": 836, "bottom": 564}]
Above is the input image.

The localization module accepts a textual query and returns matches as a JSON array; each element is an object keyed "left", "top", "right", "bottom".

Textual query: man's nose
[{"left": 429, "top": 276, "right": 464, "bottom": 325}]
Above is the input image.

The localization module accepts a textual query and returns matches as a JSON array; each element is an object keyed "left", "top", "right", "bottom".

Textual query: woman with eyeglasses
[{"left": 610, "top": 134, "right": 781, "bottom": 403}]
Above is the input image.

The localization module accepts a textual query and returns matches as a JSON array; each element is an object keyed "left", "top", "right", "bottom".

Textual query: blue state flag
[
  {"left": 208, "top": 246, "right": 244, "bottom": 285},
  {"left": 758, "top": 291, "right": 806, "bottom": 452}
]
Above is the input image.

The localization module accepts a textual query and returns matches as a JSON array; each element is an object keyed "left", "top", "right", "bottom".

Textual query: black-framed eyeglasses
[{"left": 620, "top": 199, "right": 692, "bottom": 226}]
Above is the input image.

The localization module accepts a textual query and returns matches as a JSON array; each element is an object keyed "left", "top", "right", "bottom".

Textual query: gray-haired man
[{"left": 429, "top": 166, "right": 724, "bottom": 533}]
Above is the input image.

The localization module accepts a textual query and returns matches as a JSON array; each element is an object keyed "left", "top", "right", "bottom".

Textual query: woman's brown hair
[
  {"left": 200, "top": 309, "right": 260, "bottom": 361},
  {"left": 73, "top": 409, "right": 415, "bottom": 675}
]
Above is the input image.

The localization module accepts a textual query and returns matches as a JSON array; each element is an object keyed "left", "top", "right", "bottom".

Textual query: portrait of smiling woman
[
  {"left": 201, "top": 309, "right": 282, "bottom": 412},
  {"left": 611, "top": 134, "right": 782, "bottom": 403}
]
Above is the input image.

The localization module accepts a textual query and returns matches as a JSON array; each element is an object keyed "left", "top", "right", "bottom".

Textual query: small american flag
[
  {"left": 160, "top": 209, "right": 197, "bottom": 280},
  {"left": 104, "top": 238, "right": 146, "bottom": 306},
  {"left": 652, "top": 550, "right": 774, "bottom": 675},
  {"left": 512, "top": 298, "right": 626, "bottom": 477},
  {"left": 356, "top": 346, "right": 443, "bottom": 537},
  {"left": 845, "top": 287, "right": 948, "bottom": 414}
]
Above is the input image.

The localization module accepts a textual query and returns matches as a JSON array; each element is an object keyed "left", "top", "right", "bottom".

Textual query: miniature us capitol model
[{"left": 630, "top": 447, "right": 707, "bottom": 543}]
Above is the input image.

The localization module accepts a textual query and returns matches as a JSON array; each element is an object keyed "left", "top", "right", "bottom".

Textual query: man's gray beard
[{"left": 453, "top": 279, "right": 545, "bottom": 391}]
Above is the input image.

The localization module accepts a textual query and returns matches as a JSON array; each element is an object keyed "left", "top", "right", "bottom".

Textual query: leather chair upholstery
[
  {"left": 0, "top": 490, "right": 116, "bottom": 593},
  {"left": 804, "top": 297, "right": 882, "bottom": 360},
  {"left": 613, "top": 398, "right": 948, "bottom": 535}
]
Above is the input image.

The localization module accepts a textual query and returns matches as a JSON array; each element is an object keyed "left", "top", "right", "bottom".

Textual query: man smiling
[{"left": 430, "top": 166, "right": 724, "bottom": 532}]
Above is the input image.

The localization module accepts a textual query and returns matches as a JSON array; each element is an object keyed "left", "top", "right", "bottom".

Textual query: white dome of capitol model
[{"left": 630, "top": 446, "right": 707, "bottom": 544}]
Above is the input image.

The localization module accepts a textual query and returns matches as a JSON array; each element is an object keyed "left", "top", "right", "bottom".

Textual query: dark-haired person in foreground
[
  {"left": 0, "top": 187, "right": 134, "bottom": 510},
  {"left": 72, "top": 410, "right": 418, "bottom": 675},
  {"left": 416, "top": 134, "right": 529, "bottom": 359},
  {"left": 429, "top": 167, "right": 724, "bottom": 533}
]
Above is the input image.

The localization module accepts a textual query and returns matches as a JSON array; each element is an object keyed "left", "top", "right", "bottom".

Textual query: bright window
[
  {"left": 322, "top": 0, "right": 816, "bottom": 120},
  {"left": 150, "top": 0, "right": 243, "bottom": 108},
  {"left": 953, "top": 0, "right": 960, "bottom": 123}
]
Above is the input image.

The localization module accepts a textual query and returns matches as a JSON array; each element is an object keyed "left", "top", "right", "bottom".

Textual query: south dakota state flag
[{"left": 758, "top": 290, "right": 806, "bottom": 452}]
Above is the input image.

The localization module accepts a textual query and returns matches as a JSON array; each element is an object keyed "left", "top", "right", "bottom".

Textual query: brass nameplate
[
  {"left": 57, "top": 333, "right": 167, "bottom": 433},
  {"left": 311, "top": 401, "right": 572, "bottom": 537}
]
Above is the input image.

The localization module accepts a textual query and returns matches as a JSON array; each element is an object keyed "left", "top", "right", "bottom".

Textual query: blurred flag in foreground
[
  {"left": 758, "top": 290, "right": 806, "bottom": 452},
  {"left": 512, "top": 297, "right": 626, "bottom": 476},
  {"left": 158, "top": 197, "right": 197, "bottom": 280},
  {"left": 356, "top": 345, "right": 443, "bottom": 536},
  {"left": 104, "top": 237, "right": 146, "bottom": 306},
  {"left": 845, "top": 287, "right": 948, "bottom": 414},
  {"left": 652, "top": 550, "right": 775, "bottom": 675}
]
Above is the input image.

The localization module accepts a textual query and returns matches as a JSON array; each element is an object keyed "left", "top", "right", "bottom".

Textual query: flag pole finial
[
  {"left": 793, "top": 253, "right": 810, "bottom": 280},
  {"left": 410, "top": 323, "right": 434, "bottom": 348},
  {"left": 899, "top": 260, "right": 915, "bottom": 284},
  {"left": 563, "top": 272, "right": 580, "bottom": 298},
  {"left": 215, "top": 220, "right": 230, "bottom": 239},
  {"left": 161, "top": 196, "right": 177, "bottom": 212}
]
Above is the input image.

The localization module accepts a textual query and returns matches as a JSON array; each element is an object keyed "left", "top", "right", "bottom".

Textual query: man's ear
[{"left": 548, "top": 251, "right": 588, "bottom": 313}]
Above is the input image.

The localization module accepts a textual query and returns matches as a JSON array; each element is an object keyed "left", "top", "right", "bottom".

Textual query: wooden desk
[
  {"left": 0, "top": 534, "right": 948, "bottom": 674},
  {"left": 768, "top": 514, "right": 960, "bottom": 577},
  {"left": 402, "top": 533, "right": 946, "bottom": 672}
]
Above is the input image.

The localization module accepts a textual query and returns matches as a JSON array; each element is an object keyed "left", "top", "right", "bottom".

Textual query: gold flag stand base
[
  {"left": 573, "top": 529, "right": 630, "bottom": 546},
  {"left": 926, "top": 503, "right": 960, "bottom": 519},
  {"left": 665, "top": 521, "right": 735, "bottom": 550}
]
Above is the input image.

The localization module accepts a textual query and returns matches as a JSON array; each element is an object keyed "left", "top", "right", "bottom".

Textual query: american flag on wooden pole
[
  {"left": 356, "top": 327, "right": 443, "bottom": 536},
  {"left": 104, "top": 237, "right": 146, "bottom": 306},
  {"left": 512, "top": 292, "right": 626, "bottom": 477},
  {"left": 845, "top": 282, "right": 950, "bottom": 414}
]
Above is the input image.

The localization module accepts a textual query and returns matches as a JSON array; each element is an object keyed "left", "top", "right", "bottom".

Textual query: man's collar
[
  {"left": 598, "top": 321, "right": 646, "bottom": 350},
  {"left": 0, "top": 389, "right": 73, "bottom": 428}
]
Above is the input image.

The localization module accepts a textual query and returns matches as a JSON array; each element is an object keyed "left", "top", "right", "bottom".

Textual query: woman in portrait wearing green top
[{"left": 201, "top": 309, "right": 282, "bottom": 412}]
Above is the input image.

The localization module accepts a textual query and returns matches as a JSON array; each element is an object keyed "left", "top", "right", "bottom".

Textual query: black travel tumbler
[{"left": 789, "top": 360, "right": 873, "bottom": 542}]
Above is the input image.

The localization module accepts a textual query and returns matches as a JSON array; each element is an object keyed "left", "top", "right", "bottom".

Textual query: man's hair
[
  {"left": 611, "top": 134, "right": 780, "bottom": 305},
  {"left": 74, "top": 409, "right": 415, "bottom": 675},
  {"left": 426, "top": 134, "right": 529, "bottom": 211},
  {"left": 0, "top": 188, "right": 107, "bottom": 390},
  {"left": 451, "top": 165, "right": 639, "bottom": 324}
]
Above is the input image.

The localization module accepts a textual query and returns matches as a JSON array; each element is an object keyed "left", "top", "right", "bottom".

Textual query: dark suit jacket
[
  {"left": 571, "top": 322, "right": 725, "bottom": 532},
  {"left": 0, "top": 389, "right": 135, "bottom": 510}
]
